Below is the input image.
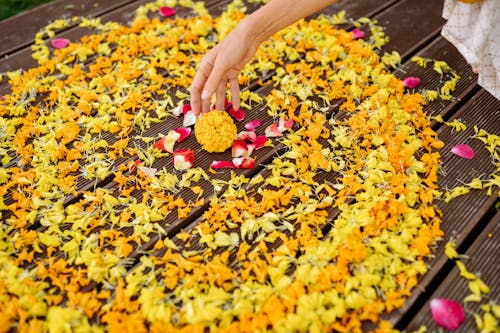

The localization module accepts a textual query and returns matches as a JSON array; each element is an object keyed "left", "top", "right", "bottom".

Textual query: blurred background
[{"left": 1, "top": 0, "right": 54, "bottom": 21}]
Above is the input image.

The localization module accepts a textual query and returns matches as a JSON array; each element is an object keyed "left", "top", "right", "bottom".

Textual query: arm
[{"left": 190, "top": 0, "right": 338, "bottom": 115}]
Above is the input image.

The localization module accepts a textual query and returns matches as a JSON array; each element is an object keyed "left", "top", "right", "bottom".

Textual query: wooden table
[{"left": 0, "top": 0, "right": 498, "bottom": 332}]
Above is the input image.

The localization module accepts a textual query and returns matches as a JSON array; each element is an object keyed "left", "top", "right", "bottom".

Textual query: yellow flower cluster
[{"left": 194, "top": 110, "right": 237, "bottom": 152}]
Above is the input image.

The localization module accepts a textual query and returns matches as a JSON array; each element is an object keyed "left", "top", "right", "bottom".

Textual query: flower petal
[
  {"left": 265, "top": 123, "right": 282, "bottom": 137},
  {"left": 51, "top": 38, "right": 70, "bottom": 49},
  {"left": 451, "top": 144, "right": 475, "bottom": 160},
  {"left": 253, "top": 136, "right": 268, "bottom": 149},
  {"left": 233, "top": 156, "right": 256, "bottom": 169},
  {"left": 229, "top": 108, "right": 245, "bottom": 121},
  {"left": 278, "top": 117, "right": 294, "bottom": 132},
  {"left": 245, "top": 119, "right": 261, "bottom": 131},
  {"left": 430, "top": 298, "right": 465, "bottom": 330},
  {"left": 236, "top": 131, "right": 257, "bottom": 142},
  {"left": 173, "top": 149, "right": 194, "bottom": 170},
  {"left": 128, "top": 159, "right": 142, "bottom": 173},
  {"left": 159, "top": 6, "right": 176, "bottom": 17},
  {"left": 210, "top": 160, "right": 236, "bottom": 169},
  {"left": 403, "top": 76, "right": 421, "bottom": 89},
  {"left": 351, "top": 28, "right": 365, "bottom": 39},
  {"left": 174, "top": 127, "right": 191, "bottom": 142},
  {"left": 183, "top": 110, "right": 197, "bottom": 127},
  {"left": 173, "top": 103, "right": 192, "bottom": 117},
  {"left": 138, "top": 166, "right": 157, "bottom": 177},
  {"left": 153, "top": 130, "right": 181, "bottom": 153},
  {"left": 232, "top": 140, "right": 249, "bottom": 158}
]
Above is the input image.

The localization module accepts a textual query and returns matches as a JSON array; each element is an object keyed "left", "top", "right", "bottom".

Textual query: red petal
[
  {"left": 51, "top": 38, "right": 70, "bottom": 49},
  {"left": 265, "top": 123, "right": 282, "bottom": 137},
  {"left": 233, "top": 156, "right": 256, "bottom": 169},
  {"left": 173, "top": 149, "right": 194, "bottom": 170},
  {"left": 451, "top": 144, "right": 475, "bottom": 160},
  {"left": 403, "top": 76, "right": 421, "bottom": 89},
  {"left": 183, "top": 110, "right": 197, "bottom": 127},
  {"left": 159, "top": 6, "right": 176, "bottom": 17},
  {"left": 173, "top": 103, "right": 191, "bottom": 117},
  {"left": 232, "top": 140, "right": 249, "bottom": 158},
  {"left": 128, "top": 159, "right": 142, "bottom": 173},
  {"left": 210, "top": 160, "right": 236, "bottom": 169},
  {"left": 245, "top": 119, "right": 262, "bottom": 131},
  {"left": 236, "top": 131, "right": 257, "bottom": 142},
  {"left": 229, "top": 108, "right": 245, "bottom": 121},
  {"left": 174, "top": 127, "right": 191, "bottom": 142},
  {"left": 351, "top": 28, "right": 366, "bottom": 39},
  {"left": 153, "top": 130, "right": 181, "bottom": 153},
  {"left": 430, "top": 298, "right": 465, "bottom": 330},
  {"left": 253, "top": 135, "right": 268, "bottom": 149}
]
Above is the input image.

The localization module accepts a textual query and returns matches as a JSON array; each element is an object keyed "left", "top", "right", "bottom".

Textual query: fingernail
[{"left": 201, "top": 90, "right": 210, "bottom": 100}]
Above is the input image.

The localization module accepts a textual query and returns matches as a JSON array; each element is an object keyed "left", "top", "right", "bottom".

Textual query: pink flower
[
  {"left": 173, "top": 149, "right": 194, "bottom": 170},
  {"left": 451, "top": 144, "right": 475, "bottom": 160},
  {"left": 403, "top": 76, "right": 421, "bottom": 89},
  {"left": 430, "top": 298, "right": 465, "bottom": 330}
]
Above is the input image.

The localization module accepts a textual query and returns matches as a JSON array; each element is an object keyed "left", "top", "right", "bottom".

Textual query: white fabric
[{"left": 442, "top": 0, "right": 500, "bottom": 100}]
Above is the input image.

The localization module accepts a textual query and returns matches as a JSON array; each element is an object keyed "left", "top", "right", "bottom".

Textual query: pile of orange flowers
[{"left": 0, "top": 0, "right": 458, "bottom": 332}]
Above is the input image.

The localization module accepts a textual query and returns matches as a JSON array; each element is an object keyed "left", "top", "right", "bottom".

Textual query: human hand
[{"left": 190, "top": 22, "right": 260, "bottom": 115}]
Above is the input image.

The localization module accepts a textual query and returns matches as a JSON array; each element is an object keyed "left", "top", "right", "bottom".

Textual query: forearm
[{"left": 240, "top": 0, "right": 338, "bottom": 45}]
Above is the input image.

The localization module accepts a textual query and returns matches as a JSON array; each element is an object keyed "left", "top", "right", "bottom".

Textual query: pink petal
[
  {"left": 51, "top": 38, "right": 70, "bottom": 49},
  {"left": 159, "top": 6, "right": 176, "bottom": 17},
  {"left": 174, "top": 127, "right": 191, "bottom": 142},
  {"left": 173, "top": 103, "right": 191, "bottom": 117},
  {"left": 403, "top": 76, "right": 421, "bottom": 89},
  {"left": 236, "top": 131, "right": 257, "bottom": 142},
  {"left": 253, "top": 136, "right": 268, "bottom": 149},
  {"left": 278, "top": 117, "right": 293, "bottom": 132},
  {"left": 229, "top": 108, "right": 245, "bottom": 121},
  {"left": 245, "top": 119, "right": 262, "bottom": 131},
  {"left": 265, "top": 123, "right": 282, "bottom": 137},
  {"left": 232, "top": 140, "right": 249, "bottom": 158},
  {"left": 233, "top": 156, "right": 256, "bottom": 169},
  {"left": 173, "top": 149, "right": 194, "bottom": 170},
  {"left": 0, "top": 95, "right": 4, "bottom": 100},
  {"left": 351, "top": 28, "right": 365, "bottom": 40},
  {"left": 451, "top": 144, "right": 475, "bottom": 160},
  {"left": 430, "top": 298, "right": 465, "bottom": 330},
  {"left": 183, "top": 110, "right": 197, "bottom": 127},
  {"left": 210, "top": 160, "right": 237, "bottom": 169}
]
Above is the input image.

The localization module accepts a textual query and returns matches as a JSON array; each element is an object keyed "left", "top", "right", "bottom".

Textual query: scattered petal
[
  {"left": 233, "top": 156, "right": 256, "bottom": 169},
  {"left": 174, "top": 127, "right": 192, "bottom": 142},
  {"left": 253, "top": 135, "right": 268, "bottom": 149},
  {"left": 430, "top": 298, "right": 465, "bottom": 330},
  {"left": 128, "top": 159, "right": 142, "bottom": 173},
  {"left": 232, "top": 140, "right": 250, "bottom": 158},
  {"left": 159, "top": 6, "right": 176, "bottom": 17},
  {"left": 228, "top": 108, "right": 245, "bottom": 121},
  {"left": 173, "top": 103, "right": 192, "bottom": 117},
  {"left": 351, "top": 28, "right": 365, "bottom": 39},
  {"left": 245, "top": 119, "right": 262, "bottom": 131},
  {"left": 210, "top": 160, "right": 236, "bottom": 169},
  {"left": 51, "top": 38, "right": 70, "bottom": 49},
  {"left": 451, "top": 144, "right": 475, "bottom": 160},
  {"left": 138, "top": 165, "right": 157, "bottom": 177},
  {"left": 236, "top": 131, "right": 257, "bottom": 142},
  {"left": 278, "top": 117, "right": 294, "bottom": 132},
  {"left": 153, "top": 130, "right": 181, "bottom": 153},
  {"left": 403, "top": 76, "right": 421, "bottom": 89},
  {"left": 183, "top": 110, "right": 197, "bottom": 127},
  {"left": 265, "top": 123, "right": 282, "bottom": 137},
  {"left": 173, "top": 149, "right": 194, "bottom": 170}
]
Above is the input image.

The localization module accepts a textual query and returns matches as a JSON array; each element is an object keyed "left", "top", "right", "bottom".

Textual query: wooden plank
[
  {"left": 376, "top": 0, "right": 445, "bottom": 59},
  {"left": 0, "top": 0, "right": 137, "bottom": 56},
  {"left": 405, "top": 210, "right": 499, "bottom": 331},
  {"left": 388, "top": 89, "right": 500, "bottom": 328}
]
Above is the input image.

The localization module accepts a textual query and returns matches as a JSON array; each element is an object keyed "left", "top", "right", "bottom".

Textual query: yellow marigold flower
[{"left": 194, "top": 110, "right": 237, "bottom": 152}]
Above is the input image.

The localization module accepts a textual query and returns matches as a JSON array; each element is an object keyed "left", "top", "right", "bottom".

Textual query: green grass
[{"left": 0, "top": 0, "right": 55, "bottom": 21}]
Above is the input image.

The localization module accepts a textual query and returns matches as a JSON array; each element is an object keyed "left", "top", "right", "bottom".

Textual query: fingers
[
  {"left": 190, "top": 54, "right": 214, "bottom": 115},
  {"left": 229, "top": 78, "right": 240, "bottom": 111},
  {"left": 215, "top": 81, "right": 226, "bottom": 111}
]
